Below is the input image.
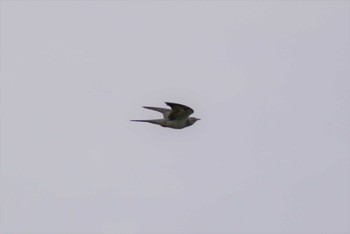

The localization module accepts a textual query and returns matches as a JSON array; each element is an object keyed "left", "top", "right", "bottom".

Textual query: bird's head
[{"left": 188, "top": 117, "right": 201, "bottom": 126}]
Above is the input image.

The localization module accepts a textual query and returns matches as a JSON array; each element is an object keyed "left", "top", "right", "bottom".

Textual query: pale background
[{"left": 1, "top": 1, "right": 349, "bottom": 234}]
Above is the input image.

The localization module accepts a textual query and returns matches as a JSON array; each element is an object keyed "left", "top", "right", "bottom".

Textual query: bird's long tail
[{"left": 130, "top": 119, "right": 164, "bottom": 125}]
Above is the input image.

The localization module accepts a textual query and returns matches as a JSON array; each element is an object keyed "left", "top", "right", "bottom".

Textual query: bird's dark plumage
[{"left": 131, "top": 102, "right": 200, "bottom": 129}]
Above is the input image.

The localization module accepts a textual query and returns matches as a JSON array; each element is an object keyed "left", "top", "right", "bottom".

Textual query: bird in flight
[{"left": 131, "top": 102, "right": 200, "bottom": 129}]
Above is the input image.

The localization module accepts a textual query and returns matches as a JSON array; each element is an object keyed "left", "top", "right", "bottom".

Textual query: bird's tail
[{"left": 130, "top": 119, "right": 165, "bottom": 125}]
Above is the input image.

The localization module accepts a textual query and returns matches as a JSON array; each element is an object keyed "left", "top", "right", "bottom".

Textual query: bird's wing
[
  {"left": 143, "top": 106, "right": 171, "bottom": 118},
  {"left": 166, "top": 102, "right": 194, "bottom": 120}
]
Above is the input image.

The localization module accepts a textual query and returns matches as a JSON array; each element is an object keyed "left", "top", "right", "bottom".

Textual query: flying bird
[{"left": 131, "top": 102, "right": 200, "bottom": 129}]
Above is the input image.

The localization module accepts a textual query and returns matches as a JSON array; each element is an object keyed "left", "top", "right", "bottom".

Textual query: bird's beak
[{"left": 197, "top": 118, "right": 201, "bottom": 120}]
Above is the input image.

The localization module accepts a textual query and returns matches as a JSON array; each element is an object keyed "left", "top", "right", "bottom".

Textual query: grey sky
[{"left": 1, "top": 1, "right": 349, "bottom": 234}]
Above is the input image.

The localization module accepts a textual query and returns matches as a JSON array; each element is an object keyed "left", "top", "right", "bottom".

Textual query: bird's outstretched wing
[{"left": 166, "top": 102, "right": 194, "bottom": 120}]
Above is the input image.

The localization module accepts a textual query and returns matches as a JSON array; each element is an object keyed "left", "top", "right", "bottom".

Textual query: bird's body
[{"left": 131, "top": 102, "right": 200, "bottom": 129}]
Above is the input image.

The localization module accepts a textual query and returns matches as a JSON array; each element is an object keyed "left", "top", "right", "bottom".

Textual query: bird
[{"left": 131, "top": 102, "right": 200, "bottom": 129}]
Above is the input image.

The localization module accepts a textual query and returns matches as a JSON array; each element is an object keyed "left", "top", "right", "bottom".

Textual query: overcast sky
[{"left": 1, "top": 1, "right": 349, "bottom": 234}]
